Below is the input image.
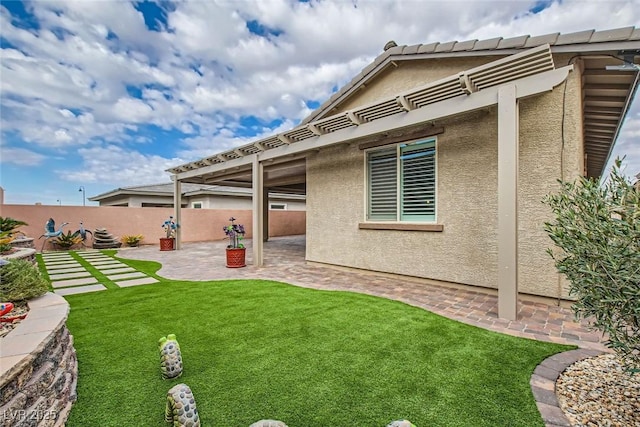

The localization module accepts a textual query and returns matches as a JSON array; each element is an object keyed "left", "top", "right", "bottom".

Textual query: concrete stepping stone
[
  {"left": 51, "top": 277, "right": 99, "bottom": 288},
  {"left": 45, "top": 262, "right": 82, "bottom": 270},
  {"left": 46, "top": 266, "right": 86, "bottom": 274},
  {"left": 43, "top": 260, "right": 77, "bottom": 266},
  {"left": 90, "top": 260, "right": 123, "bottom": 267},
  {"left": 93, "top": 264, "right": 128, "bottom": 272},
  {"left": 42, "top": 256, "right": 73, "bottom": 262},
  {"left": 117, "top": 277, "right": 159, "bottom": 287},
  {"left": 99, "top": 267, "right": 135, "bottom": 274},
  {"left": 107, "top": 271, "right": 147, "bottom": 281},
  {"left": 78, "top": 255, "right": 109, "bottom": 260},
  {"left": 55, "top": 284, "right": 107, "bottom": 296},
  {"left": 42, "top": 253, "right": 73, "bottom": 258},
  {"left": 76, "top": 251, "right": 103, "bottom": 256},
  {"left": 48, "top": 271, "right": 92, "bottom": 281}
]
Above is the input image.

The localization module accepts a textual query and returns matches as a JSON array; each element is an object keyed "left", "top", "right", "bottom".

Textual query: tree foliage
[{"left": 544, "top": 158, "right": 639, "bottom": 370}]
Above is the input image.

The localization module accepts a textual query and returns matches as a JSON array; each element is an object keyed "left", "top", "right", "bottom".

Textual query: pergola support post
[
  {"left": 173, "top": 179, "right": 182, "bottom": 250},
  {"left": 497, "top": 85, "right": 519, "bottom": 320},
  {"left": 252, "top": 156, "right": 264, "bottom": 266},
  {"left": 263, "top": 187, "right": 269, "bottom": 242}
]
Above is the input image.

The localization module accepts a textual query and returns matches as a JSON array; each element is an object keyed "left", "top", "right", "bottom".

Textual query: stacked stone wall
[{"left": 0, "top": 294, "right": 77, "bottom": 427}]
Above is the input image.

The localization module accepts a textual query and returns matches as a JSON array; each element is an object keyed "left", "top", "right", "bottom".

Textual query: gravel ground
[
  {"left": 557, "top": 354, "right": 640, "bottom": 427},
  {"left": 0, "top": 302, "right": 29, "bottom": 338}
]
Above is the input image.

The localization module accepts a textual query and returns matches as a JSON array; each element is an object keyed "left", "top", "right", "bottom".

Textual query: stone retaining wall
[
  {"left": 10, "top": 238, "right": 35, "bottom": 250},
  {"left": 0, "top": 293, "right": 77, "bottom": 427},
  {"left": 0, "top": 248, "right": 36, "bottom": 264}
]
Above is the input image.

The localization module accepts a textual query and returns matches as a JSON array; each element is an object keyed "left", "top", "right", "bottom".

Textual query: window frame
[
  {"left": 191, "top": 201, "right": 203, "bottom": 209},
  {"left": 364, "top": 137, "right": 438, "bottom": 224},
  {"left": 269, "top": 203, "right": 287, "bottom": 210}
]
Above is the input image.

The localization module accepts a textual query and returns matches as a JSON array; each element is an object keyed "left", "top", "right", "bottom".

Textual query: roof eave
[{"left": 599, "top": 68, "right": 640, "bottom": 179}]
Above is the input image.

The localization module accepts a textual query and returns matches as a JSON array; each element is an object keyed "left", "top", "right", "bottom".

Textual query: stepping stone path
[{"left": 41, "top": 250, "right": 159, "bottom": 296}]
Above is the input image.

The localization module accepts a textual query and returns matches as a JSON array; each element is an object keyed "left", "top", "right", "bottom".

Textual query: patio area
[{"left": 117, "top": 235, "right": 607, "bottom": 352}]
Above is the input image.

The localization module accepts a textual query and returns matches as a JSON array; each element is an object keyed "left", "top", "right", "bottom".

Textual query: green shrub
[
  {"left": 0, "top": 231, "right": 13, "bottom": 253},
  {"left": 0, "top": 217, "right": 28, "bottom": 234},
  {"left": 121, "top": 234, "right": 144, "bottom": 246},
  {"left": 54, "top": 230, "right": 82, "bottom": 249},
  {"left": 0, "top": 259, "right": 49, "bottom": 302},
  {"left": 544, "top": 158, "right": 639, "bottom": 371}
]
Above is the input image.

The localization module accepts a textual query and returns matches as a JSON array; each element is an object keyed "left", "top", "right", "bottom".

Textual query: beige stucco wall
[{"left": 306, "top": 54, "right": 584, "bottom": 299}]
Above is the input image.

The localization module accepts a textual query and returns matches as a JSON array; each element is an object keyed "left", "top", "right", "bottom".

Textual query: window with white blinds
[{"left": 367, "top": 139, "right": 436, "bottom": 222}]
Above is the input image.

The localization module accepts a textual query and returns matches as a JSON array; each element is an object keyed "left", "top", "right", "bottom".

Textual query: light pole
[
  {"left": 56, "top": 199, "right": 62, "bottom": 206},
  {"left": 78, "top": 186, "right": 85, "bottom": 206}
]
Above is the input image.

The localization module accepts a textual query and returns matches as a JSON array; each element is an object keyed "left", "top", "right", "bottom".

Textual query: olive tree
[{"left": 544, "top": 158, "right": 639, "bottom": 371}]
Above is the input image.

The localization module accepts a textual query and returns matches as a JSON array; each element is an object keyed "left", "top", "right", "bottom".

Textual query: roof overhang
[{"left": 580, "top": 56, "right": 639, "bottom": 178}]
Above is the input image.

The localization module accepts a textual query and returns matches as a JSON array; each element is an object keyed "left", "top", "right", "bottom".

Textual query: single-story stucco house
[
  {"left": 166, "top": 27, "right": 640, "bottom": 320},
  {"left": 89, "top": 183, "right": 306, "bottom": 210}
]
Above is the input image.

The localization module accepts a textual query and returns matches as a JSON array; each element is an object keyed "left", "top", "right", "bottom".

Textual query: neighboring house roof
[
  {"left": 88, "top": 183, "right": 305, "bottom": 202},
  {"left": 167, "top": 26, "right": 639, "bottom": 180}
]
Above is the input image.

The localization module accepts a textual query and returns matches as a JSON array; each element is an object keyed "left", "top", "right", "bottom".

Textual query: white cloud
[
  {"left": 112, "top": 97, "right": 154, "bottom": 123},
  {"left": 58, "top": 145, "right": 184, "bottom": 186},
  {"left": 0, "top": 147, "right": 46, "bottom": 166}
]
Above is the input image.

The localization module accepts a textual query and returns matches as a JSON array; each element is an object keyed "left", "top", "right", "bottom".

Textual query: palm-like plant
[
  {"left": 54, "top": 231, "right": 82, "bottom": 249},
  {"left": 0, "top": 217, "right": 28, "bottom": 234}
]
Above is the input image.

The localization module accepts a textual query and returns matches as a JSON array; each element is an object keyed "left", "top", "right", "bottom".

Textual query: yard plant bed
[{"left": 63, "top": 272, "right": 572, "bottom": 426}]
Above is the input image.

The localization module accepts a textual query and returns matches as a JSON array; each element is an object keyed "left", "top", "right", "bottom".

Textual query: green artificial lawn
[{"left": 61, "top": 255, "right": 573, "bottom": 427}]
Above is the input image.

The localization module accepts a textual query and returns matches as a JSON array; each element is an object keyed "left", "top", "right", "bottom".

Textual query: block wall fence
[{"left": 0, "top": 205, "right": 306, "bottom": 251}]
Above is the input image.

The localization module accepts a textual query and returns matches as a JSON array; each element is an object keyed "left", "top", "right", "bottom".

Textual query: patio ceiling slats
[
  {"left": 314, "top": 113, "right": 355, "bottom": 133},
  {"left": 403, "top": 77, "right": 465, "bottom": 109}
]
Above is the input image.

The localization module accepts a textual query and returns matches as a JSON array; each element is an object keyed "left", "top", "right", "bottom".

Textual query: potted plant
[
  {"left": 223, "top": 217, "right": 246, "bottom": 268},
  {"left": 160, "top": 216, "right": 177, "bottom": 251},
  {"left": 122, "top": 234, "right": 144, "bottom": 247}
]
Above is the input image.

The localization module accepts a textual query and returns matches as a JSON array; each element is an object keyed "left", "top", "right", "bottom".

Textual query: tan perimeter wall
[
  {"left": 0, "top": 205, "right": 305, "bottom": 251},
  {"left": 306, "top": 54, "right": 583, "bottom": 300}
]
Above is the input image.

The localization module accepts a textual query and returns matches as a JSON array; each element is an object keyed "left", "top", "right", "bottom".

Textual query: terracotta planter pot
[
  {"left": 159, "top": 237, "right": 175, "bottom": 251},
  {"left": 226, "top": 247, "right": 246, "bottom": 268}
]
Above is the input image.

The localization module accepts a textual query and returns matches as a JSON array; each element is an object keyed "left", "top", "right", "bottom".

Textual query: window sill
[{"left": 358, "top": 222, "right": 444, "bottom": 232}]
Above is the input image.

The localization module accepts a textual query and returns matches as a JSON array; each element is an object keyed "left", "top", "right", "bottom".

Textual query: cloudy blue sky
[{"left": 1, "top": 0, "right": 639, "bottom": 205}]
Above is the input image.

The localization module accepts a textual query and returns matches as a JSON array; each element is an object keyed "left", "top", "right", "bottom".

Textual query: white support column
[
  {"left": 497, "top": 85, "right": 519, "bottom": 320},
  {"left": 173, "top": 179, "right": 182, "bottom": 250},
  {"left": 263, "top": 187, "right": 269, "bottom": 242},
  {"left": 252, "top": 156, "right": 264, "bottom": 266}
]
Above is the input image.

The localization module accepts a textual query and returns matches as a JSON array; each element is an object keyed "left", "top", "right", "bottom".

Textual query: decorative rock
[
  {"left": 249, "top": 420, "right": 288, "bottom": 427},
  {"left": 159, "top": 334, "right": 183, "bottom": 379},
  {"left": 92, "top": 228, "right": 122, "bottom": 249},
  {"left": 165, "top": 384, "right": 200, "bottom": 427},
  {"left": 387, "top": 421, "right": 416, "bottom": 427},
  {"left": 556, "top": 354, "right": 640, "bottom": 427}
]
